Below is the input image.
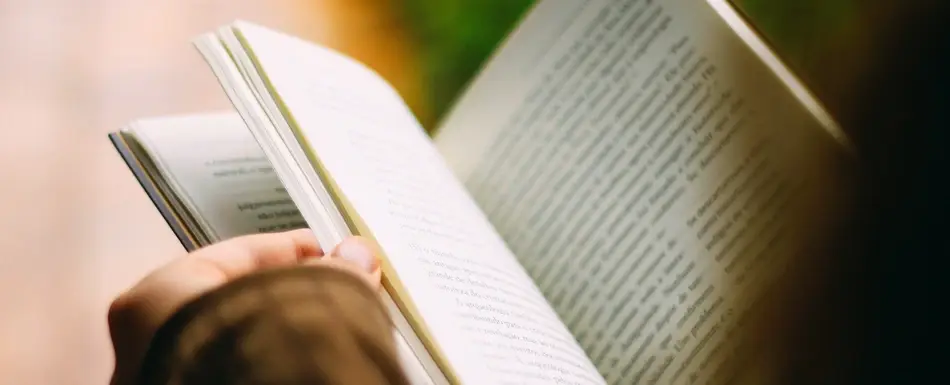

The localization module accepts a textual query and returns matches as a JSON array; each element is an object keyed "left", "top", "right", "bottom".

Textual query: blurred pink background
[{"left": 0, "top": 0, "right": 418, "bottom": 383}]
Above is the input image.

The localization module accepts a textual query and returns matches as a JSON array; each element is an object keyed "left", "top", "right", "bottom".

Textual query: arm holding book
[{"left": 107, "top": 231, "right": 400, "bottom": 385}]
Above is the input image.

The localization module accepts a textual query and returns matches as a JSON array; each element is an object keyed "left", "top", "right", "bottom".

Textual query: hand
[{"left": 107, "top": 230, "right": 381, "bottom": 385}]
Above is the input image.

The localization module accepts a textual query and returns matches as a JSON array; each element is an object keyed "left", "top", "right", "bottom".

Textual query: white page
[
  {"left": 435, "top": 0, "right": 843, "bottom": 383},
  {"left": 233, "top": 22, "right": 606, "bottom": 385},
  {"left": 132, "top": 113, "right": 306, "bottom": 241}
]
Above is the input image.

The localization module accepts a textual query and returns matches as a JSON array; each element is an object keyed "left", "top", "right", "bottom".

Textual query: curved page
[{"left": 233, "top": 22, "right": 605, "bottom": 385}]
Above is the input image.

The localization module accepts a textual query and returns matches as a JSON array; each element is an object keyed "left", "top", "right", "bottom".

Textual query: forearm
[{"left": 128, "top": 265, "right": 408, "bottom": 385}]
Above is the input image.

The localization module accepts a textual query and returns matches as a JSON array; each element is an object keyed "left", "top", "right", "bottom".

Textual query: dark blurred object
[{"left": 766, "top": 2, "right": 948, "bottom": 384}]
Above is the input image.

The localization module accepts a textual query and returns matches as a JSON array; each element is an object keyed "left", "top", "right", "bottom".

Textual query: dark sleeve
[{"left": 136, "top": 266, "right": 411, "bottom": 385}]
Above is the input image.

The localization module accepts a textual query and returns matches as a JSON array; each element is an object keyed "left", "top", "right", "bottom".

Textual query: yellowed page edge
[{"left": 232, "top": 28, "right": 462, "bottom": 385}]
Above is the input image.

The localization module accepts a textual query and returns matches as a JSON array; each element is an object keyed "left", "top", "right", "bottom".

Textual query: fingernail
[{"left": 333, "top": 238, "right": 378, "bottom": 273}]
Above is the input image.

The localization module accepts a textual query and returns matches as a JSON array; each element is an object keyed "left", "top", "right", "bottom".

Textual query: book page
[
  {"left": 132, "top": 113, "right": 306, "bottom": 242},
  {"left": 435, "top": 0, "right": 843, "bottom": 383},
  {"left": 234, "top": 23, "right": 605, "bottom": 384}
]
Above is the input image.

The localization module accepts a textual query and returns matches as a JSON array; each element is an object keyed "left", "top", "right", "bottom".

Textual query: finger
[
  {"left": 109, "top": 230, "right": 323, "bottom": 351},
  {"left": 115, "top": 229, "right": 323, "bottom": 318},
  {"left": 188, "top": 228, "right": 323, "bottom": 280},
  {"left": 108, "top": 229, "right": 324, "bottom": 384}
]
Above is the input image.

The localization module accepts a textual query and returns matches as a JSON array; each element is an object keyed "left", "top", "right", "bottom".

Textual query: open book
[{"left": 111, "top": 0, "right": 849, "bottom": 384}]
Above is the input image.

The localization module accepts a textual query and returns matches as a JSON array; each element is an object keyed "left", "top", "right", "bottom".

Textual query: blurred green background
[{"left": 401, "top": 0, "right": 863, "bottom": 125}]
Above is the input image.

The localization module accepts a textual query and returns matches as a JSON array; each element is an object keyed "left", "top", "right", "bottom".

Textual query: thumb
[
  {"left": 310, "top": 236, "right": 382, "bottom": 290},
  {"left": 331, "top": 236, "right": 379, "bottom": 273}
]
